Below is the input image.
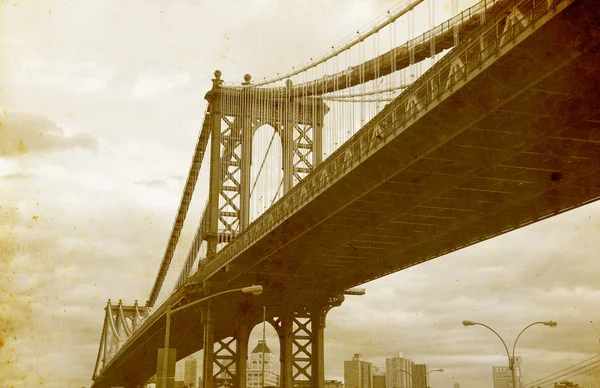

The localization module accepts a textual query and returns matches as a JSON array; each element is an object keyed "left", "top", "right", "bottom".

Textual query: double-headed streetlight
[
  {"left": 160, "top": 285, "right": 264, "bottom": 387},
  {"left": 462, "top": 320, "right": 557, "bottom": 388}
]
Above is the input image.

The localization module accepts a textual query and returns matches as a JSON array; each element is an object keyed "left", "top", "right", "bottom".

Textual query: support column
[
  {"left": 309, "top": 307, "right": 325, "bottom": 388},
  {"left": 156, "top": 348, "right": 177, "bottom": 388},
  {"left": 240, "top": 74, "right": 253, "bottom": 231},
  {"left": 203, "top": 303, "right": 216, "bottom": 388},
  {"left": 207, "top": 70, "right": 223, "bottom": 260},
  {"left": 279, "top": 310, "right": 294, "bottom": 388},
  {"left": 235, "top": 319, "right": 251, "bottom": 388},
  {"left": 275, "top": 296, "right": 343, "bottom": 388},
  {"left": 313, "top": 118, "right": 323, "bottom": 168},
  {"left": 157, "top": 309, "right": 176, "bottom": 388}
]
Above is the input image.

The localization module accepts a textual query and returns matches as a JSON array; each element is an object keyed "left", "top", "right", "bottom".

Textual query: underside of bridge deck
[{"left": 209, "top": 0, "right": 600, "bottom": 296}]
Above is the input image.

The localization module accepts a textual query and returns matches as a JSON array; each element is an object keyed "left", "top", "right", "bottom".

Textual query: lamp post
[
  {"left": 396, "top": 369, "right": 412, "bottom": 388},
  {"left": 160, "top": 285, "right": 264, "bottom": 388},
  {"left": 462, "top": 320, "right": 557, "bottom": 388},
  {"left": 426, "top": 369, "right": 443, "bottom": 388}
]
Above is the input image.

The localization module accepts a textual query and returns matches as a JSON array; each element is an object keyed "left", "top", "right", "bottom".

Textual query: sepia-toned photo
[{"left": 1, "top": 0, "right": 599, "bottom": 387}]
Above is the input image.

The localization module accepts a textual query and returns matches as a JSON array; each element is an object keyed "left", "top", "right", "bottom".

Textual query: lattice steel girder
[
  {"left": 202, "top": 302, "right": 252, "bottom": 388},
  {"left": 266, "top": 295, "right": 345, "bottom": 388},
  {"left": 203, "top": 73, "right": 330, "bottom": 250},
  {"left": 214, "top": 337, "right": 237, "bottom": 380}
]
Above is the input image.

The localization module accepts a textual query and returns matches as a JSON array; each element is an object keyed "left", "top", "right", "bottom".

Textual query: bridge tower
[
  {"left": 196, "top": 71, "right": 335, "bottom": 388},
  {"left": 202, "top": 71, "right": 327, "bottom": 258}
]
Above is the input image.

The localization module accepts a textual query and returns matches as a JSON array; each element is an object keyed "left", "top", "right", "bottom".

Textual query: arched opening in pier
[{"left": 247, "top": 322, "right": 281, "bottom": 388}]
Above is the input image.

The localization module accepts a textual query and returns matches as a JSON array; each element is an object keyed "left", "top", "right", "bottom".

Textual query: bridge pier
[
  {"left": 271, "top": 295, "right": 344, "bottom": 388},
  {"left": 203, "top": 303, "right": 216, "bottom": 388},
  {"left": 197, "top": 295, "right": 343, "bottom": 388},
  {"left": 202, "top": 302, "right": 253, "bottom": 388}
]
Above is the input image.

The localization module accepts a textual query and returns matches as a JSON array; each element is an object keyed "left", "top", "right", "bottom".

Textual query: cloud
[
  {"left": 134, "top": 174, "right": 185, "bottom": 189},
  {"left": 0, "top": 112, "right": 98, "bottom": 157},
  {"left": 0, "top": 173, "right": 178, "bottom": 387},
  {"left": 0, "top": 172, "right": 33, "bottom": 181}
]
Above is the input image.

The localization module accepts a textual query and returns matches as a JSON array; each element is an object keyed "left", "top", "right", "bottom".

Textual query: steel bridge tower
[{"left": 190, "top": 71, "right": 339, "bottom": 388}]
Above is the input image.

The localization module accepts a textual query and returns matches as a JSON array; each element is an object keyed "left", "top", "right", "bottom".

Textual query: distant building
[
  {"left": 185, "top": 357, "right": 198, "bottom": 388},
  {"left": 247, "top": 340, "right": 279, "bottom": 388},
  {"left": 386, "top": 353, "right": 413, "bottom": 388},
  {"left": 492, "top": 366, "right": 512, "bottom": 388},
  {"left": 373, "top": 374, "right": 386, "bottom": 388},
  {"left": 372, "top": 365, "right": 386, "bottom": 388},
  {"left": 411, "top": 364, "right": 427, "bottom": 388},
  {"left": 215, "top": 370, "right": 233, "bottom": 388},
  {"left": 325, "top": 379, "right": 344, "bottom": 388},
  {"left": 345, "top": 354, "right": 373, "bottom": 388},
  {"left": 453, "top": 383, "right": 460, "bottom": 388},
  {"left": 293, "top": 381, "right": 311, "bottom": 388},
  {"left": 493, "top": 357, "right": 524, "bottom": 388}
]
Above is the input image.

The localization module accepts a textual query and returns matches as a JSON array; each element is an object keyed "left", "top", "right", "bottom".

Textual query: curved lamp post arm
[
  {"left": 464, "top": 321, "right": 511, "bottom": 367},
  {"left": 426, "top": 369, "right": 444, "bottom": 376},
  {"left": 161, "top": 285, "right": 263, "bottom": 385},
  {"left": 396, "top": 369, "right": 413, "bottom": 387},
  {"left": 511, "top": 321, "right": 555, "bottom": 362},
  {"left": 397, "top": 369, "right": 413, "bottom": 378},
  {"left": 170, "top": 285, "right": 263, "bottom": 315}
]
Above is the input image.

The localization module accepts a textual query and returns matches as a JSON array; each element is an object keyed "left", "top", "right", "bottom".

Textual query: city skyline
[{"left": 1, "top": 0, "right": 600, "bottom": 387}]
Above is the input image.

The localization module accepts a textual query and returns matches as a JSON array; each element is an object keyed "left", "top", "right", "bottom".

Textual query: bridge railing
[{"left": 197, "top": 0, "right": 568, "bottom": 281}]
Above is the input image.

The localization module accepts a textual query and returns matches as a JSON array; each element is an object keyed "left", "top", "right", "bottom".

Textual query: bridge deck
[{"left": 202, "top": 0, "right": 600, "bottom": 297}]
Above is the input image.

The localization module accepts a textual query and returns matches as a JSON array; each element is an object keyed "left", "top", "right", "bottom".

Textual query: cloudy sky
[{"left": 1, "top": 0, "right": 599, "bottom": 387}]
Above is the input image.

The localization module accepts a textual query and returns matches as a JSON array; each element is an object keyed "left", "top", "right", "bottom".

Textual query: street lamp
[
  {"left": 426, "top": 368, "right": 443, "bottom": 388},
  {"left": 397, "top": 368, "right": 443, "bottom": 388},
  {"left": 461, "top": 320, "right": 557, "bottom": 388},
  {"left": 427, "top": 368, "right": 444, "bottom": 376},
  {"left": 396, "top": 369, "right": 412, "bottom": 388},
  {"left": 160, "top": 285, "right": 264, "bottom": 387},
  {"left": 397, "top": 369, "right": 412, "bottom": 378}
]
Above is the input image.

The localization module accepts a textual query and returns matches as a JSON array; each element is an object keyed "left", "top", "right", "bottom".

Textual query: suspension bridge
[{"left": 91, "top": 0, "right": 600, "bottom": 386}]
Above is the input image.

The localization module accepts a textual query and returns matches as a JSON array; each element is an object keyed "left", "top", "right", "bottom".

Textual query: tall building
[
  {"left": 344, "top": 354, "right": 373, "bottom": 388},
  {"left": 411, "top": 364, "right": 427, "bottom": 388},
  {"left": 372, "top": 365, "right": 386, "bottom": 388},
  {"left": 386, "top": 353, "right": 413, "bottom": 388},
  {"left": 247, "top": 340, "right": 279, "bottom": 388},
  {"left": 373, "top": 375, "right": 386, "bottom": 388},
  {"left": 492, "top": 366, "right": 511, "bottom": 388},
  {"left": 184, "top": 357, "right": 198, "bottom": 388},
  {"left": 493, "top": 357, "right": 524, "bottom": 388}
]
